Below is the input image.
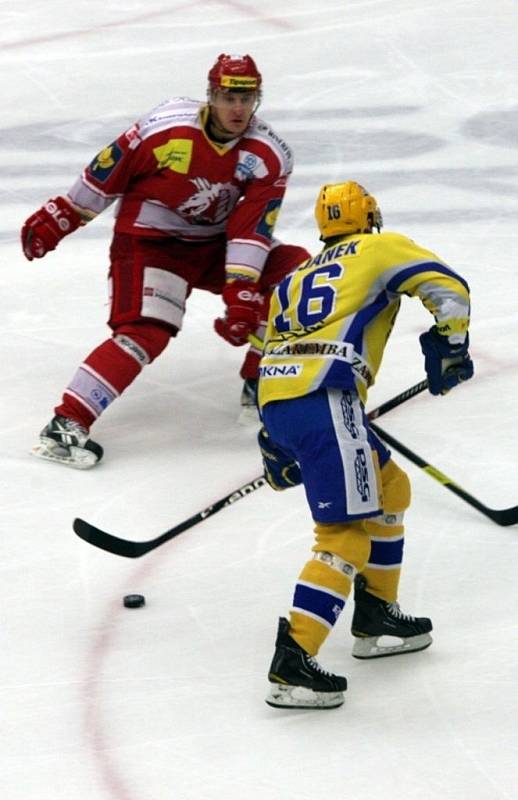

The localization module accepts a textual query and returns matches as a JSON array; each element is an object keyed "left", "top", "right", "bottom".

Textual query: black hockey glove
[
  {"left": 419, "top": 326, "right": 474, "bottom": 395},
  {"left": 258, "top": 427, "right": 302, "bottom": 491}
]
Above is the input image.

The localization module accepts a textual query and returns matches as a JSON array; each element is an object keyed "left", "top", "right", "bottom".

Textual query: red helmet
[{"left": 208, "top": 53, "right": 262, "bottom": 93}]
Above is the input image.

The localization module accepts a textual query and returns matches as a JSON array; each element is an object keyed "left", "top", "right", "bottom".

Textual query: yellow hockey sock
[
  {"left": 289, "top": 521, "right": 370, "bottom": 655},
  {"left": 361, "top": 459, "right": 410, "bottom": 602}
]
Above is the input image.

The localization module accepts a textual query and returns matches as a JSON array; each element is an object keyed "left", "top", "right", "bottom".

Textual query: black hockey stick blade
[
  {"left": 73, "top": 476, "right": 267, "bottom": 557},
  {"left": 371, "top": 422, "right": 518, "bottom": 527},
  {"left": 73, "top": 378, "right": 429, "bottom": 558}
]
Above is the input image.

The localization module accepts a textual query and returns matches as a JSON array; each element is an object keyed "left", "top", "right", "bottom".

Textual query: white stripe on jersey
[
  {"left": 137, "top": 98, "right": 202, "bottom": 139},
  {"left": 247, "top": 117, "right": 293, "bottom": 176}
]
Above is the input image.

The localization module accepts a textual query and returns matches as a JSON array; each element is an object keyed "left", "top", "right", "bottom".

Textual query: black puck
[{"left": 123, "top": 593, "right": 145, "bottom": 608}]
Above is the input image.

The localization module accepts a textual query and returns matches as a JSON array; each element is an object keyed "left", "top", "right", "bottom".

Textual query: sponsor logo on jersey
[
  {"left": 265, "top": 128, "right": 292, "bottom": 160},
  {"left": 258, "top": 363, "right": 302, "bottom": 378},
  {"left": 88, "top": 142, "right": 123, "bottom": 182},
  {"left": 255, "top": 198, "right": 281, "bottom": 239},
  {"left": 354, "top": 448, "right": 371, "bottom": 502},
  {"left": 177, "top": 177, "right": 239, "bottom": 224},
  {"left": 153, "top": 138, "right": 193, "bottom": 174},
  {"left": 124, "top": 125, "right": 141, "bottom": 150},
  {"left": 268, "top": 341, "right": 353, "bottom": 358},
  {"left": 265, "top": 340, "right": 374, "bottom": 385},
  {"left": 141, "top": 106, "right": 195, "bottom": 133},
  {"left": 235, "top": 150, "right": 268, "bottom": 180}
]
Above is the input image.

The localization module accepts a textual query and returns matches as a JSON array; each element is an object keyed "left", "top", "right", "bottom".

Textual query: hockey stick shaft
[
  {"left": 73, "top": 379, "right": 428, "bottom": 558},
  {"left": 73, "top": 476, "right": 267, "bottom": 558},
  {"left": 370, "top": 422, "right": 518, "bottom": 527},
  {"left": 367, "top": 378, "right": 428, "bottom": 419}
]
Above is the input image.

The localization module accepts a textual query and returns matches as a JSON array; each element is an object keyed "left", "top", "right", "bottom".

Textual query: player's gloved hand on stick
[
  {"left": 214, "top": 281, "right": 264, "bottom": 346},
  {"left": 258, "top": 427, "right": 302, "bottom": 491},
  {"left": 419, "top": 325, "right": 474, "bottom": 395},
  {"left": 21, "top": 197, "right": 83, "bottom": 261}
]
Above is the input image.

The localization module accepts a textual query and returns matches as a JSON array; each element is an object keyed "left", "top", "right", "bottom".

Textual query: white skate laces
[{"left": 386, "top": 602, "right": 413, "bottom": 621}]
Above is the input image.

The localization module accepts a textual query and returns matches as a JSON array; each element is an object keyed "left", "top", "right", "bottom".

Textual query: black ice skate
[
  {"left": 351, "top": 575, "right": 433, "bottom": 659},
  {"left": 31, "top": 415, "right": 103, "bottom": 470},
  {"left": 238, "top": 378, "right": 259, "bottom": 424},
  {"left": 266, "top": 617, "right": 347, "bottom": 709}
]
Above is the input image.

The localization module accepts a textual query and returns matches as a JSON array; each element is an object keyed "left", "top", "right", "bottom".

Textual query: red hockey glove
[
  {"left": 214, "top": 281, "right": 264, "bottom": 346},
  {"left": 21, "top": 197, "right": 83, "bottom": 261}
]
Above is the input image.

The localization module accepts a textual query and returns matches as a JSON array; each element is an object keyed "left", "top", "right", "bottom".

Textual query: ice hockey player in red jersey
[{"left": 21, "top": 53, "right": 309, "bottom": 468}]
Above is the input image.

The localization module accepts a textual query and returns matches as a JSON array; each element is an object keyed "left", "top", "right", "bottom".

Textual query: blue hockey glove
[
  {"left": 419, "top": 326, "right": 474, "bottom": 396},
  {"left": 258, "top": 427, "right": 302, "bottom": 491}
]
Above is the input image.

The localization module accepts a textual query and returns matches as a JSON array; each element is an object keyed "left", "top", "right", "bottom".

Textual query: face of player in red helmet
[
  {"left": 209, "top": 90, "right": 258, "bottom": 139},
  {"left": 207, "top": 53, "right": 262, "bottom": 141}
]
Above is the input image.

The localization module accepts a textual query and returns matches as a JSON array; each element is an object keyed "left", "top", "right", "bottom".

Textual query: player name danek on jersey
[{"left": 301, "top": 239, "right": 361, "bottom": 269}]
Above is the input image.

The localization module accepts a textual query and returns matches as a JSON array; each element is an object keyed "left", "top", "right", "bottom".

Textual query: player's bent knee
[
  {"left": 313, "top": 521, "right": 371, "bottom": 571},
  {"left": 381, "top": 459, "right": 411, "bottom": 514},
  {"left": 114, "top": 322, "right": 171, "bottom": 364}
]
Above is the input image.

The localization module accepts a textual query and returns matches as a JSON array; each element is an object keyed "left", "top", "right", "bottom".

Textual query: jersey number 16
[{"left": 273, "top": 263, "right": 344, "bottom": 332}]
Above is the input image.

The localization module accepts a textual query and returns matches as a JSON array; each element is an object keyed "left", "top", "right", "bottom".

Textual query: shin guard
[
  {"left": 55, "top": 323, "right": 170, "bottom": 428},
  {"left": 289, "top": 521, "right": 370, "bottom": 655}
]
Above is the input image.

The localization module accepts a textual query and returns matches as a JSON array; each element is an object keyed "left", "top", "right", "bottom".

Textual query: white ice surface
[{"left": 2, "top": 2, "right": 518, "bottom": 798}]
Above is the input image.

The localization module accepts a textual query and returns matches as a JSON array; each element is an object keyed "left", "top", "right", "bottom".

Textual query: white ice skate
[{"left": 31, "top": 415, "right": 103, "bottom": 470}]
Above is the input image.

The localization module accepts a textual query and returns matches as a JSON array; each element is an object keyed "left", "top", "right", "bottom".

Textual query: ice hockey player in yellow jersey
[{"left": 258, "top": 180, "right": 473, "bottom": 709}]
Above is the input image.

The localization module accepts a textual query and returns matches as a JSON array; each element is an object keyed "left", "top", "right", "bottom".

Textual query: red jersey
[{"left": 67, "top": 98, "right": 293, "bottom": 282}]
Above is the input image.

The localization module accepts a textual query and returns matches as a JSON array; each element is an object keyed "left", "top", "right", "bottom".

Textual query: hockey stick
[
  {"left": 74, "top": 476, "right": 267, "bottom": 559},
  {"left": 367, "top": 378, "right": 428, "bottom": 419},
  {"left": 72, "top": 379, "right": 429, "bottom": 558},
  {"left": 370, "top": 422, "right": 518, "bottom": 527}
]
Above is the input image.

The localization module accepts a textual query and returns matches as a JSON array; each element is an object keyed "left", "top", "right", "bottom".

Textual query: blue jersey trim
[{"left": 386, "top": 261, "right": 470, "bottom": 294}]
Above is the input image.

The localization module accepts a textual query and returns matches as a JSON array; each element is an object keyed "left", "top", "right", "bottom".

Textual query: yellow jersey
[{"left": 258, "top": 231, "right": 470, "bottom": 408}]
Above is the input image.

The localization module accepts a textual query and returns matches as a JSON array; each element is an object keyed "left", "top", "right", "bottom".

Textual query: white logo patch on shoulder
[{"left": 235, "top": 150, "right": 268, "bottom": 180}]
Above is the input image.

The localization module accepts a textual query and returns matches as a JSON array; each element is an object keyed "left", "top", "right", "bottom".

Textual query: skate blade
[
  {"left": 352, "top": 632, "right": 433, "bottom": 659},
  {"left": 31, "top": 442, "right": 99, "bottom": 470},
  {"left": 265, "top": 683, "right": 345, "bottom": 709}
]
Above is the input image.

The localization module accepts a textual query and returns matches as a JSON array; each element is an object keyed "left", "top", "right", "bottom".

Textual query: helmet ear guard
[{"left": 314, "top": 181, "right": 382, "bottom": 240}]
